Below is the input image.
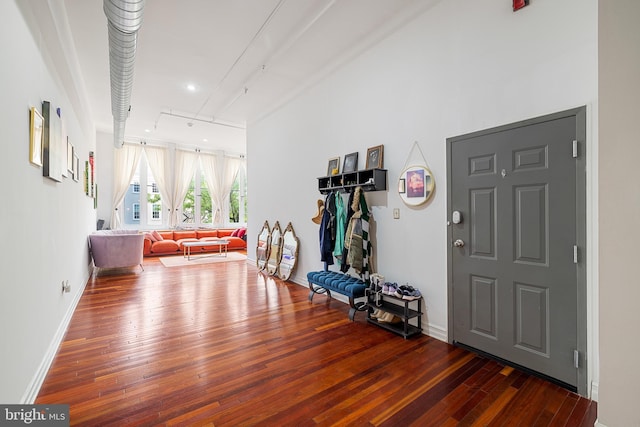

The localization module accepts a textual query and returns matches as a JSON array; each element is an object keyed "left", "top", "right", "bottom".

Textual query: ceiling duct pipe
[{"left": 103, "top": 0, "right": 145, "bottom": 148}]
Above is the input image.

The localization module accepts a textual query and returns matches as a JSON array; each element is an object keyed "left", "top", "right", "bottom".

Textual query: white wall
[
  {"left": 248, "top": 0, "right": 597, "bottom": 384},
  {"left": 0, "top": 1, "right": 96, "bottom": 403},
  {"left": 597, "top": 2, "right": 640, "bottom": 426}
]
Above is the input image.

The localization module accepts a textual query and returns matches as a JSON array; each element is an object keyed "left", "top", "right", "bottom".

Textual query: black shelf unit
[
  {"left": 317, "top": 168, "right": 387, "bottom": 194},
  {"left": 366, "top": 289, "right": 423, "bottom": 339}
]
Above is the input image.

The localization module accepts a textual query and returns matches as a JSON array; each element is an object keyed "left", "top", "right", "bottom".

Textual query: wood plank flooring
[{"left": 36, "top": 256, "right": 596, "bottom": 426}]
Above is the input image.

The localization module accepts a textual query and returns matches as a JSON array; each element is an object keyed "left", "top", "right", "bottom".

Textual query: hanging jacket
[
  {"left": 333, "top": 192, "right": 346, "bottom": 264},
  {"left": 340, "top": 189, "right": 356, "bottom": 272},
  {"left": 342, "top": 187, "right": 371, "bottom": 284},
  {"left": 319, "top": 192, "right": 335, "bottom": 266}
]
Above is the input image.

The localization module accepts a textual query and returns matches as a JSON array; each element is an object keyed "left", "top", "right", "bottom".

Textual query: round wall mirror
[
  {"left": 266, "top": 221, "right": 282, "bottom": 275},
  {"left": 256, "top": 220, "right": 271, "bottom": 271},
  {"left": 278, "top": 222, "right": 299, "bottom": 281},
  {"left": 398, "top": 165, "right": 435, "bottom": 206}
]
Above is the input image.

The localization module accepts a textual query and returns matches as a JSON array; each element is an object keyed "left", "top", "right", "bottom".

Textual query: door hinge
[
  {"left": 574, "top": 349, "right": 580, "bottom": 368},
  {"left": 572, "top": 140, "right": 578, "bottom": 158},
  {"left": 573, "top": 245, "right": 578, "bottom": 264}
]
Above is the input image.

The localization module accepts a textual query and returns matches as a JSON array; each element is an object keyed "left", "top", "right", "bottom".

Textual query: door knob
[{"left": 453, "top": 239, "right": 465, "bottom": 247}]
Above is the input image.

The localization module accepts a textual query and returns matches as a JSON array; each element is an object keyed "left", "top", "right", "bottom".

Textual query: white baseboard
[
  {"left": 590, "top": 381, "right": 599, "bottom": 402},
  {"left": 424, "top": 323, "right": 448, "bottom": 342},
  {"left": 21, "top": 269, "right": 91, "bottom": 404}
]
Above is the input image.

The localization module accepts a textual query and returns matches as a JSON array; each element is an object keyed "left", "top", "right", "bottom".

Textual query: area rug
[{"left": 159, "top": 251, "right": 247, "bottom": 267}]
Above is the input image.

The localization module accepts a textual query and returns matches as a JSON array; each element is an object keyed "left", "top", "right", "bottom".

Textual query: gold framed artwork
[
  {"left": 29, "top": 107, "right": 44, "bottom": 167},
  {"left": 398, "top": 165, "right": 435, "bottom": 206},
  {"left": 327, "top": 157, "right": 340, "bottom": 176},
  {"left": 366, "top": 144, "right": 384, "bottom": 169}
]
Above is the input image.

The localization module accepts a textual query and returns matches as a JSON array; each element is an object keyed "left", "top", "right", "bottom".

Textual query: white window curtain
[
  {"left": 170, "top": 149, "right": 199, "bottom": 227},
  {"left": 143, "top": 145, "right": 171, "bottom": 223},
  {"left": 202, "top": 155, "right": 242, "bottom": 225},
  {"left": 199, "top": 152, "right": 218, "bottom": 222},
  {"left": 111, "top": 144, "right": 143, "bottom": 229}
]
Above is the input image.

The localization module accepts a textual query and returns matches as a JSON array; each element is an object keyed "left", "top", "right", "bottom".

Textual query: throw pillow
[
  {"left": 144, "top": 232, "right": 157, "bottom": 242},
  {"left": 231, "top": 228, "right": 240, "bottom": 237},
  {"left": 237, "top": 228, "right": 247, "bottom": 239},
  {"left": 151, "top": 230, "right": 164, "bottom": 241}
]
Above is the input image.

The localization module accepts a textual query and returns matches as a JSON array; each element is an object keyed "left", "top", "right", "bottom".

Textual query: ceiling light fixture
[
  {"left": 155, "top": 111, "right": 245, "bottom": 130},
  {"left": 186, "top": 83, "right": 196, "bottom": 92}
]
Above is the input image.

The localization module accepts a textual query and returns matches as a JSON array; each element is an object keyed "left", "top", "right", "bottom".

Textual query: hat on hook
[{"left": 311, "top": 199, "right": 324, "bottom": 224}]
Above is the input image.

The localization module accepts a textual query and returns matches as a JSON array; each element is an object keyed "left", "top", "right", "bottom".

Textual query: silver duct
[{"left": 103, "top": 0, "right": 145, "bottom": 148}]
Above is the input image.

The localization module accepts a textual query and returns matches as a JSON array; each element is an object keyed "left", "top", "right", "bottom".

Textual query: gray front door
[{"left": 447, "top": 108, "right": 586, "bottom": 392}]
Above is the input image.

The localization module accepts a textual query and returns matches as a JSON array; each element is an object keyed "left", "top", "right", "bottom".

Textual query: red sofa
[{"left": 143, "top": 229, "right": 246, "bottom": 256}]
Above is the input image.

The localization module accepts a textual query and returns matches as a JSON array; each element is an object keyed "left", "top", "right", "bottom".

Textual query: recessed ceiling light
[
  {"left": 144, "top": 129, "right": 151, "bottom": 133},
  {"left": 186, "top": 83, "right": 196, "bottom": 92},
  {"left": 203, "top": 139, "right": 208, "bottom": 142}
]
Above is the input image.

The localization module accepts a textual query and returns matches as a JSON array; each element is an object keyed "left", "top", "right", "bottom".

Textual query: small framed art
[
  {"left": 67, "top": 139, "right": 74, "bottom": 175},
  {"left": 29, "top": 107, "right": 44, "bottom": 167},
  {"left": 366, "top": 145, "right": 384, "bottom": 169},
  {"left": 327, "top": 157, "right": 340, "bottom": 176},
  {"left": 343, "top": 152, "right": 358, "bottom": 173},
  {"left": 398, "top": 178, "right": 406, "bottom": 194},
  {"left": 73, "top": 152, "right": 79, "bottom": 182}
]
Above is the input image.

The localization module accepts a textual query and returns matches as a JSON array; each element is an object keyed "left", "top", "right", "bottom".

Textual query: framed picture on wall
[
  {"left": 398, "top": 165, "right": 435, "bottom": 206},
  {"left": 343, "top": 152, "right": 358, "bottom": 173},
  {"left": 366, "top": 145, "right": 384, "bottom": 169},
  {"left": 398, "top": 178, "right": 406, "bottom": 194},
  {"left": 327, "top": 157, "right": 340, "bottom": 176},
  {"left": 73, "top": 152, "right": 79, "bottom": 182},
  {"left": 29, "top": 107, "right": 44, "bottom": 167},
  {"left": 67, "top": 140, "right": 74, "bottom": 174},
  {"left": 42, "top": 101, "right": 63, "bottom": 182}
]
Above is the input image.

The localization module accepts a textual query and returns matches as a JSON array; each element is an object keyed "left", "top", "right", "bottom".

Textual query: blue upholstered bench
[{"left": 307, "top": 270, "right": 368, "bottom": 321}]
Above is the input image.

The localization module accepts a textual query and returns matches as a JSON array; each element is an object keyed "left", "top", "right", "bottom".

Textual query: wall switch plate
[{"left": 393, "top": 208, "right": 400, "bottom": 219}]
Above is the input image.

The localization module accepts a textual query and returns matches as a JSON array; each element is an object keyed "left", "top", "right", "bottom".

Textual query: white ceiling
[{"left": 63, "top": 0, "right": 437, "bottom": 153}]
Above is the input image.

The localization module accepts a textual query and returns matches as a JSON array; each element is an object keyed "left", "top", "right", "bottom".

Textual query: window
[
  {"left": 122, "top": 153, "right": 165, "bottom": 229},
  {"left": 182, "top": 167, "right": 213, "bottom": 227},
  {"left": 152, "top": 203, "right": 161, "bottom": 220},
  {"left": 229, "top": 167, "right": 247, "bottom": 224}
]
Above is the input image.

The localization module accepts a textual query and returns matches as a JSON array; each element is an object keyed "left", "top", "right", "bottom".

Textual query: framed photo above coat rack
[{"left": 366, "top": 145, "right": 384, "bottom": 169}]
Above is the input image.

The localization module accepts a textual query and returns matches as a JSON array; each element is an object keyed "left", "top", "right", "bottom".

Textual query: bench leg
[
  {"left": 308, "top": 283, "right": 330, "bottom": 302},
  {"left": 348, "top": 297, "right": 368, "bottom": 321}
]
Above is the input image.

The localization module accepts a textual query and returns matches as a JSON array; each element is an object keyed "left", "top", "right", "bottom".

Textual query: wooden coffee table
[{"left": 182, "top": 239, "right": 230, "bottom": 260}]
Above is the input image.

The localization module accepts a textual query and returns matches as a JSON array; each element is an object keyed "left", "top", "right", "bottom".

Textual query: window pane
[
  {"left": 124, "top": 164, "right": 141, "bottom": 225},
  {"left": 152, "top": 203, "right": 161, "bottom": 219},
  {"left": 182, "top": 178, "right": 195, "bottom": 224},
  {"left": 147, "top": 165, "right": 162, "bottom": 225},
  {"left": 200, "top": 177, "right": 212, "bottom": 224},
  {"left": 229, "top": 177, "right": 239, "bottom": 223}
]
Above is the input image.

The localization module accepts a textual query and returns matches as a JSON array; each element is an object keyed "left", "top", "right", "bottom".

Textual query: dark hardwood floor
[{"left": 36, "top": 255, "right": 596, "bottom": 426}]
